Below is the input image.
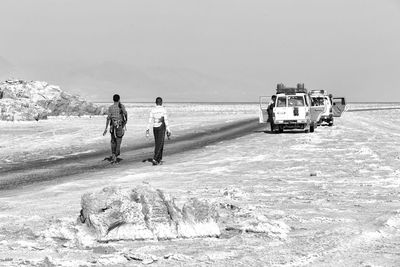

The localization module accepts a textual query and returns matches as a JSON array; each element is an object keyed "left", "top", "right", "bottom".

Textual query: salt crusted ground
[
  {"left": 1, "top": 103, "right": 400, "bottom": 266},
  {"left": 0, "top": 103, "right": 257, "bottom": 167}
]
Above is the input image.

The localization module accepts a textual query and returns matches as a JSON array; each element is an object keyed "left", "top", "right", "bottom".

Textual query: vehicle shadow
[
  {"left": 254, "top": 130, "right": 308, "bottom": 134},
  {"left": 277, "top": 130, "right": 310, "bottom": 134}
]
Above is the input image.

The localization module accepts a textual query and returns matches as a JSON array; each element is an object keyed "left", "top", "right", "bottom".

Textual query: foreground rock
[
  {"left": 0, "top": 79, "right": 105, "bottom": 121},
  {"left": 80, "top": 186, "right": 220, "bottom": 241}
]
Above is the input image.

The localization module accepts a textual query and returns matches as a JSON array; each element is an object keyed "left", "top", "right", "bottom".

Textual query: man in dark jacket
[
  {"left": 103, "top": 94, "right": 128, "bottom": 163},
  {"left": 268, "top": 95, "right": 276, "bottom": 132}
]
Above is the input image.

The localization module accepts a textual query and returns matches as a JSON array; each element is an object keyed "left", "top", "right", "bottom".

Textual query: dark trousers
[
  {"left": 153, "top": 123, "right": 166, "bottom": 163},
  {"left": 111, "top": 132, "right": 123, "bottom": 157},
  {"left": 267, "top": 108, "right": 274, "bottom": 132}
]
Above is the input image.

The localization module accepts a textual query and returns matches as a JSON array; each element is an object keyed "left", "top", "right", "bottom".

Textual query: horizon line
[{"left": 94, "top": 101, "right": 400, "bottom": 104}]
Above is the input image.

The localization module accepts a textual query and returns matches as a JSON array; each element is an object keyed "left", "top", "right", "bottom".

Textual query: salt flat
[
  {"left": 0, "top": 103, "right": 257, "bottom": 167},
  {"left": 1, "top": 103, "right": 400, "bottom": 266}
]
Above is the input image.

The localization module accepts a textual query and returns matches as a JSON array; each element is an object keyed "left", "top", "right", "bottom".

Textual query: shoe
[
  {"left": 151, "top": 159, "right": 159, "bottom": 166},
  {"left": 111, "top": 154, "right": 117, "bottom": 163}
]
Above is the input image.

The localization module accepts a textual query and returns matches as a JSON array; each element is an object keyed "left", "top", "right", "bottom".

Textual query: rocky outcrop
[
  {"left": 0, "top": 79, "right": 106, "bottom": 121},
  {"left": 80, "top": 186, "right": 220, "bottom": 241}
]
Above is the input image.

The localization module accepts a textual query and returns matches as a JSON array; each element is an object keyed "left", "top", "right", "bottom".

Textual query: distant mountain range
[
  {"left": 64, "top": 61, "right": 259, "bottom": 102},
  {"left": 0, "top": 57, "right": 262, "bottom": 102}
]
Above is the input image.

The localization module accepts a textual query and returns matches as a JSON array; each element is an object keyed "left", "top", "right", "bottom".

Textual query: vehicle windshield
[
  {"left": 276, "top": 96, "right": 287, "bottom": 107},
  {"left": 288, "top": 96, "right": 305, "bottom": 107}
]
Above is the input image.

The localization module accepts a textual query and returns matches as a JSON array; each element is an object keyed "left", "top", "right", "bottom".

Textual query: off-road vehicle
[
  {"left": 309, "top": 90, "right": 334, "bottom": 126},
  {"left": 259, "top": 83, "right": 323, "bottom": 133}
]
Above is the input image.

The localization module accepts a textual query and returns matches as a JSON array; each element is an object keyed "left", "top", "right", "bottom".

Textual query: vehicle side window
[
  {"left": 333, "top": 98, "right": 346, "bottom": 105},
  {"left": 288, "top": 96, "right": 305, "bottom": 107},
  {"left": 277, "top": 97, "right": 286, "bottom": 107},
  {"left": 312, "top": 97, "right": 324, "bottom": 106}
]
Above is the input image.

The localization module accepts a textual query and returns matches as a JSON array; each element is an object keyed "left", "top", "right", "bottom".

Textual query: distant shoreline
[
  {"left": 94, "top": 101, "right": 261, "bottom": 104},
  {"left": 94, "top": 101, "right": 400, "bottom": 105}
]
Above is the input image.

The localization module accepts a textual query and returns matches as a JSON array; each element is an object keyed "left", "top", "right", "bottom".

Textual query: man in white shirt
[{"left": 146, "top": 97, "right": 171, "bottom": 165}]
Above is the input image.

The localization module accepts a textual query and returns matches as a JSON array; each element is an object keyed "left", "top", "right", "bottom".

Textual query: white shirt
[{"left": 147, "top": 105, "right": 170, "bottom": 131}]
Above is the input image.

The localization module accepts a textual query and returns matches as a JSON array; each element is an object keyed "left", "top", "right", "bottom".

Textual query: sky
[{"left": 0, "top": 0, "right": 399, "bottom": 102}]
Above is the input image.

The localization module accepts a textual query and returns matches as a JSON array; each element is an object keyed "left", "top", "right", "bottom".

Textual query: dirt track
[{"left": 0, "top": 118, "right": 261, "bottom": 190}]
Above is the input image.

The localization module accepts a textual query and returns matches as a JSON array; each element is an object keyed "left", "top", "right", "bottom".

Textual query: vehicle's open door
[
  {"left": 310, "top": 105, "right": 325, "bottom": 125},
  {"left": 259, "top": 96, "right": 270, "bottom": 123},
  {"left": 332, "top": 97, "right": 346, "bottom": 117}
]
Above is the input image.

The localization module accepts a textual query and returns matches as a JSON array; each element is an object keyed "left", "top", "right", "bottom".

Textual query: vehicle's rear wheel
[{"left": 310, "top": 123, "right": 315, "bottom": 132}]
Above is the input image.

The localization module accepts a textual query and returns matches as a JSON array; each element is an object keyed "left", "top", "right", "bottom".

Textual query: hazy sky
[{"left": 0, "top": 0, "right": 399, "bottom": 102}]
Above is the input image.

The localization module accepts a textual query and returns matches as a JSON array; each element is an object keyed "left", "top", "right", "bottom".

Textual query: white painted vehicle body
[
  {"left": 273, "top": 93, "right": 310, "bottom": 129},
  {"left": 309, "top": 90, "right": 334, "bottom": 126}
]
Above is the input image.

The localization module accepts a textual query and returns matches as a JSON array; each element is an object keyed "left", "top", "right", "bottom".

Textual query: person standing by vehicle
[
  {"left": 146, "top": 97, "right": 171, "bottom": 165},
  {"left": 103, "top": 94, "right": 128, "bottom": 163},
  {"left": 267, "top": 95, "right": 276, "bottom": 132}
]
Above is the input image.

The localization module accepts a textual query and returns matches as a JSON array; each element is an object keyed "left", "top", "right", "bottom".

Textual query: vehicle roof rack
[
  {"left": 276, "top": 88, "right": 308, "bottom": 94},
  {"left": 309, "top": 89, "right": 328, "bottom": 95},
  {"left": 276, "top": 83, "right": 308, "bottom": 94}
]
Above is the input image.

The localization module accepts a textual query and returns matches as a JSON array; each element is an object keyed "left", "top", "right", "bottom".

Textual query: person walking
[
  {"left": 103, "top": 94, "right": 128, "bottom": 163},
  {"left": 146, "top": 97, "right": 171, "bottom": 165}
]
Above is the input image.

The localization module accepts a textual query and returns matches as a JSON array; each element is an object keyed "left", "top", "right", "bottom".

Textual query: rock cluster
[
  {"left": 0, "top": 79, "right": 106, "bottom": 121},
  {"left": 80, "top": 186, "right": 220, "bottom": 241}
]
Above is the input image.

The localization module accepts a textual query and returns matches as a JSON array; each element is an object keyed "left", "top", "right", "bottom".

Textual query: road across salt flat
[
  {"left": 1, "top": 106, "right": 398, "bottom": 191},
  {"left": 0, "top": 118, "right": 261, "bottom": 190},
  {"left": 347, "top": 107, "right": 400, "bottom": 112}
]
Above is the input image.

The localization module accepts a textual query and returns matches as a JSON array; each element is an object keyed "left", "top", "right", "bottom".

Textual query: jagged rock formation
[
  {"left": 80, "top": 186, "right": 220, "bottom": 241},
  {"left": 0, "top": 79, "right": 106, "bottom": 121}
]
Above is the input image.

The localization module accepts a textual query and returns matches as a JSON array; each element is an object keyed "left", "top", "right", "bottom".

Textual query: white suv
[
  {"left": 309, "top": 90, "right": 334, "bottom": 126},
  {"left": 259, "top": 83, "right": 323, "bottom": 133}
]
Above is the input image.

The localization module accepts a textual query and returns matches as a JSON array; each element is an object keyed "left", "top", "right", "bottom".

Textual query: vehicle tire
[
  {"left": 310, "top": 124, "right": 315, "bottom": 132},
  {"left": 278, "top": 126, "right": 284, "bottom": 133}
]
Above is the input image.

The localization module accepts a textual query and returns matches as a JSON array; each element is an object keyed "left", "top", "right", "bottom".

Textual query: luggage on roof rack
[
  {"left": 276, "top": 88, "right": 308, "bottom": 94},
  {"left": 276, "top": 83, "right": 307, "bottom": 94},
  {"left": 309, "top": 89, "right": 328, "bottom": 95}
]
